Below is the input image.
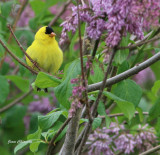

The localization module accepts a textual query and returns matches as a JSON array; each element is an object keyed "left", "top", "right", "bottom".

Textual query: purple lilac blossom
[
  {"left": 87, "top": 122, "right": 157, "bottom": 155},
  {"left": 17, "top": 5, "right": 34, "bottom": 27},
  {"left": 133, "top": 67, "right": 155, "bottom": 87},
  {"left": 4, "top": 56, "right": 15, "bottom": 68},
  {"left": 24, "top": 95, "right": 55, "bottom": 132},
  {"left": 69, "top": 77, "right": 85, "bottom": 117},
  {"left": 60, "top": 0, "right": 160, "bottom": 47}
]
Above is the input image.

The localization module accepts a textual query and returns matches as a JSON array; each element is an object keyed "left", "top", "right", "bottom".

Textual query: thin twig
[
  {"left": 119, "top": 35, "right": 160, "bottom": 50},
  {"left": 76, "top": 47, "right": 117, "bottom": 155},
  {"left": 48, "top": 0, "right": 72, "bottom": 27},
  {"left": 0, "top": 39, "right": 38, "bottom": 74},
  {"left": 88, "top": 51, "right": 160, "bottom": 92},
  {"left": 0, "top": 0, "right": 28, "bottom": 69},
  {"left": 0, "top": 89, "right": 32, "bottom": 114},
  {"left": 139, "top": 145, "right": 160, "bottom": 155},
  {"left": 7, "top": 24, "right": 42, "bottom": 71},
  {"left": 47, "top": 118, "right": 71, "bottom": 155},
  {"left": 99, "top": 111, "right": 149, "bottom": 118},
  {"left": 77, "top": 0, "right": 92, "bottom": 122}
]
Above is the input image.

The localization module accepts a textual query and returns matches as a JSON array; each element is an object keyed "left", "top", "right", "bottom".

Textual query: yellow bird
[{"left": 26, "top": 26, "right": 63, "bottom": 92}]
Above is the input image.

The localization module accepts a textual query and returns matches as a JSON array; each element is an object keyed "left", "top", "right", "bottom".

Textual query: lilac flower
[
  {"left": 133, "top": 67, "right": 155, "bottom": 87},
  {"left": 69, "top": 77, "right": 86, "bottom": 117},
  {"left": 28, "top": 95, "right": 54, "bottom": 114},
  {"left": 60, "top": 0, "right": 160, "bottom": 48},
  {"left": 4, "top": 56, "right": 15, "bottom": 68},
  {"left": 24, "top": 95, "right": 55, "bottom": 132},
  {"left": 114, "top": 134, "right": 136, "bottom": 154},
  {"left": 17, "top": 5, "right": 34, "bottom": 27},
  {"left": 87, "top": 123, "right": 157, "bottom": 155}
]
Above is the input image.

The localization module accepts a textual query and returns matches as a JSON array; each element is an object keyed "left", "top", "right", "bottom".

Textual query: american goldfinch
[{"left": 26, "top": 26, "right": 63, "bottom": 92}]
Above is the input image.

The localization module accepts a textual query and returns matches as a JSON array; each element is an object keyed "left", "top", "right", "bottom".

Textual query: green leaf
[
  {"left": 1, "top": 1, "right": 13, "bottom": 17},
  {"left": 27, "top": 128, "right": 42, "bottom": 153},
  {"left": 55, "top": 59, "right": 86, "bottom": 109},
  {"left": 90, "top": 61, "right": 105, "bottom": 83},
  {"left": 149, "top": 97, "right": 160, "bottom": 120},
  {"left": 6, "top": 75, "right": 29, "bottom": 92},
  {"left": 92, "top": 117, "right": 102, "bottom": 130},
  {"left": 114, "top": 79, "right": 142, "bottom": 107},
  {"left": 136, "top": 107, "right": 144, "bottom": 122},
  {"left": 103, "top": 91, "right": 135, "bottom": 120},
  {"left": 105, "top": 115, "right": 111, "bottom": 128},
  {"left": 0, "top": 75, "right": 9, "bottom": 103},
  {"left": 152, "top": 80, "right": 160, "bottom": 96},
  {"left": 114, "top": 35, "right": 129, "bottom": 65},
  {"left": 97, "top": 101, "right": 106, "bottom": 116},
  {"left": 29, "top": 0, "right": 46, "bottom": 16},
  {"left": 117, "top": 61, "right": 129, "bottom": 74},
  {"left": 14, "top": 141, "right": 31, "bottom": 154},
  {"left": 3, "top": 105, "right": 26, "bottom": 128},
  {"left": 35, "top": 72, "right": 62, "bottom": 88},
  {"left": 38, "top": 111, "right": 63, "bottom": 130}
]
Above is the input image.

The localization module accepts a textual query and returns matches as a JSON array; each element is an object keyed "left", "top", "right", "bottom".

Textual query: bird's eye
[{"left": 45, "top": 26, "right": 54, "bottom": 34}]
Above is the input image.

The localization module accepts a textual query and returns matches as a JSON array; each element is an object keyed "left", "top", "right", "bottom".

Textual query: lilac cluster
[
  {"left": 87, "top": 122, "right": 157, "bottom": 155},
  {"left": 133, "top": 67, "right": 155, "bottom": 87},
  {"left": 69, "top": 77, "right": 85, "bottom": 117},
  {"left": 23, "top": 95, "right": 55, "bottom": 132},
  {"left": 60, "top": 0, "right": 160, "bottom": 47},
  {"left": 17, "top": 5, "right": 34, "bottom": 27}
]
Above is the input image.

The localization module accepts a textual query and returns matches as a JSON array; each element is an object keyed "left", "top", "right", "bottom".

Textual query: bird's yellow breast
[{"left": 26, "top": 39, "right": 63, "bottom": 74}]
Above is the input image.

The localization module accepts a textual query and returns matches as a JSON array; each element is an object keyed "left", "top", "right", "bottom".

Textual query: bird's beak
[{"left": 49, "top": 32, "right": 56, "bottom": 37}]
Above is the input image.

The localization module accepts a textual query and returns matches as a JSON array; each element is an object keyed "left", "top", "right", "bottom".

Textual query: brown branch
[
  {"left": 76, "top": 47, "right": 118, "bottom": 155},
  {"left": 88, "top": 51, "right": 160, "bottom": 92},
  {"left": 48, "top": 0, "right": 72, "bottom": 27},
  {"left": 76, "top": 0, "right": 92, "bottom": 122},
  {"left": 0, "top": 89, "right": 32, "bottom": 114},
  {"left": 119, "top": 34, "right": 160, "bottom": 50},
  {"left": 0, "top": 0, "right": 28, "bottom": 69},
  {"left": 99, "top": 111, "right": 149, "bottom": 118},
  {"left": 59, "top": 109, "right": 82, "bottom": 155},
  {"left": 7, "top": 24, "right": 43, "bottom": 71},
  {"left": 140, "top": 145, "right": 160, "bottom": 155},
  {"left": 47, "top": 117, "right": 71, "bottom": 155},
  {"left": 0, "top": 39, "right": 38, "bottom": 74}
]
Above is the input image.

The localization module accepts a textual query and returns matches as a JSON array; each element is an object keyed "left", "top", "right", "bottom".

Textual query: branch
[
  {"left": 0, "top": 0, "right": 28, "bottom": 69},
  {"left": 88, "top": 51, "right": 160, "bottom": 92},
  {"left": 76, "top": 47, "right": 117, "bottom": 155},
  {"left": 47, "top": 117, "right": 71, "bottom": 155},
  {"left": 59, "top": 109, "right": 82, "bottom": 155},
  {"left": 76, "top": 0, "right": 92, "bottom": 122},
  {"left": 0, "top": 39, "right": 38, "bottom": 74},
  {"left": 139, "top": 145, "right": 160, "bottom": 155},
  {"left": 7, "top": 24, "right": 43, "bottom": 71},
  {"left": 0, "top": 89, "right": 32, "bottom": 114},
  {"left": 48, "top": 0, "right": 72, "bottom": 27},
  {"left": 119, "top": 35, "right": 160, "bottom": 50},
  {"left": 99, "top": 111, "right": 149, "bottom": 118}
]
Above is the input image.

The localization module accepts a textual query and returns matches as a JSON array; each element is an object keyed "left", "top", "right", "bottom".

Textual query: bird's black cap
[{"left": 45, "top": 26, "right": 54, "bottom": 34}]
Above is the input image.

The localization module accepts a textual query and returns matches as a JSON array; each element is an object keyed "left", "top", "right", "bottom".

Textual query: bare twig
[
  {"left": 88, "top": 51, "right": 160, "bottom": 92},
  {"left": 48, "top": 0, "right": 72, "bottom": 27},
  {"left": 7, "top": 24, "right": 42, "bottom": 71},
  {"left": 119, "top": 35, "right": 160, "bottom": 50},
  {"left": 76, "top": 0, "right": 92, "bottom": 122},
  {"left": 76, "top": 47, "right": 117, "bottom": 155},
  {"left": 0, "top": 39, "right": 38, "bottom": 74},
  {"left": 139, "top": 145, "right": 160, "bottom": 155},
  {"left": 99, "top": 111, "right": 149, "bottom": 118},
  {"left": 0, "top": 0, "right": 28, "bottom": 68},
  {"left": 47, "top": 118, "right": 71, "bottom": 155},
  {"left": 0, "top": 89, "right": 32, "bottom": 114}
]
